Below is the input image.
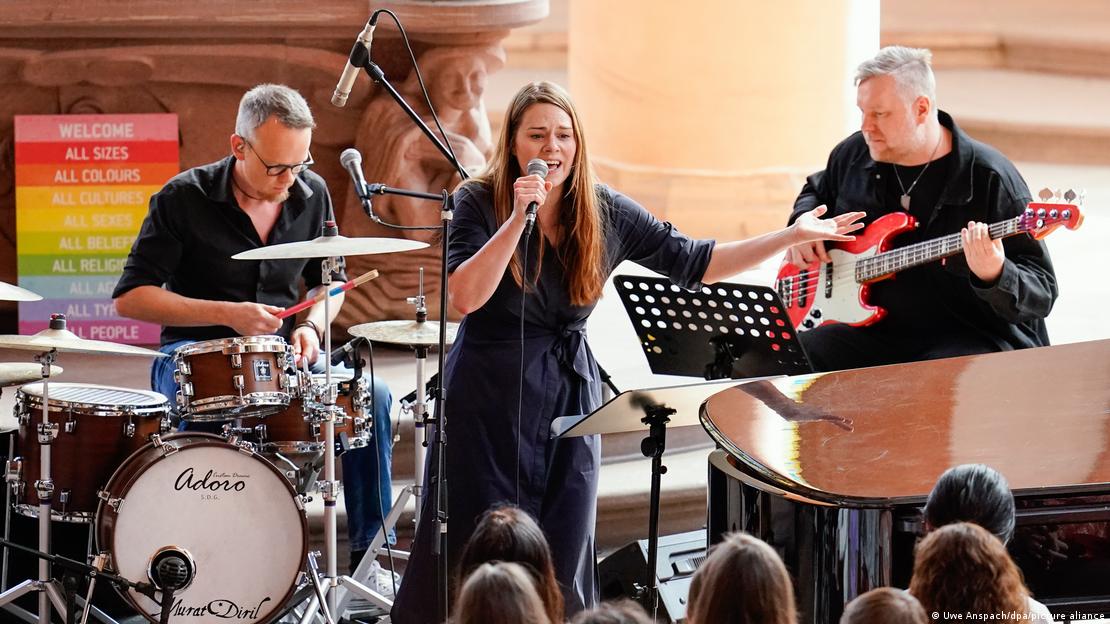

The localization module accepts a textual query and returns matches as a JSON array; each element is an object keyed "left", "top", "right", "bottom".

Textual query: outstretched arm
[{"left": 701, "top": 206, "right": 864, "bottom": 284}]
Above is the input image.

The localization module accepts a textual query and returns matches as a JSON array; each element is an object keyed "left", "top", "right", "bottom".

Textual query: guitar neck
[{"left": 855, "top": 216, "right": 1023, "bottom": 282}]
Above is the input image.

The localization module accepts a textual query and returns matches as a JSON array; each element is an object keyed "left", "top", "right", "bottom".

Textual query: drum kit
[{"left": 0, "top": 228, "right": 459, "bottom": 624}]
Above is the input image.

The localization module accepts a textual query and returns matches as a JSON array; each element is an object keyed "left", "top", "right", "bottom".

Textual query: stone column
[{"left": 568, "top": 0, "right": 878, "bottom": 239}]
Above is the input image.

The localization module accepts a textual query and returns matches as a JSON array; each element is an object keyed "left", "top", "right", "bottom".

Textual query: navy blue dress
[{"left": 391, "top": 183, "right": 714, "bottom": 623}]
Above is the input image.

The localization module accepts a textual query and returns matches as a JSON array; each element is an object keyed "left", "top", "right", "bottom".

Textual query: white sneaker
[{"left": 367, "top": 560, "right": 400, "bottom": 599}]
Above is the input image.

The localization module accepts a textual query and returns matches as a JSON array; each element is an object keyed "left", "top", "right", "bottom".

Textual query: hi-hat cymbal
[
  {"left": 0, "top": 281, "right": 43, "bottom": 302},
  {"left": 0, "top": 328, "right": 166, "bottom": 357},
  {"left": 0, "top": 363, "right": 62, "bottom": 386},
  {"left": 233, "top": 235, "right": 427, "bottom": 260},
  {"left": 348, "top": 320, "right": 459, "bottom": 347}
]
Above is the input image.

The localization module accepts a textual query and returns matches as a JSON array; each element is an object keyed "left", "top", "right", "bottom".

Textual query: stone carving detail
[{"left": 336, "top": 44, "right": 505, "bottom": 329}]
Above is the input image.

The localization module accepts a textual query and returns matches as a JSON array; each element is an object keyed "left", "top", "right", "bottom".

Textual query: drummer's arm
[
  {"left": 290, "top": 287, "right": 344, "bottom": 366},
  {"left": 114, "top": 286, "right": 284, "bottom": 336}
]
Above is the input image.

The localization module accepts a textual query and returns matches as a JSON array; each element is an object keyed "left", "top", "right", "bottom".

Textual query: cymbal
[
  {"left": 232, "top": 235, "right": 427, "bottom": 260},
  {"left": 0, "top": 363, "right": 62, "bottom": 386},
  {"left": 0, "top": 281, "right": 43, "bottom": 302},
  {"left": 0, "top": 328, "right": 166, "bottom": 358},
  {"left": 348, "top": 320, "right": 459, "bottom": 347}
]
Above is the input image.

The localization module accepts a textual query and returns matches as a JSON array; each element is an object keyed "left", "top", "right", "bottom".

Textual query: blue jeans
[{"left": 152, "top": 340, "right": 395, "bottom": 551}]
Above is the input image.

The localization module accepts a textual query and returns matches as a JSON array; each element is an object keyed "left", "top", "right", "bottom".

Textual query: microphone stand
[
  {"left": 361, "top": 61, "right": 469, "bottom": 182},
  {"left": 349, "top": 47, "right": 469, "bottom": 623},
  {"left": 358, "top": 183, "right": 454, "bottom": 623}
]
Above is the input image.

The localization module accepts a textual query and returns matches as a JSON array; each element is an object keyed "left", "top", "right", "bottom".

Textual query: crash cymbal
[
  {"left": 348, "top": 320, "right": 459, "bottom": 347},
  {"left": 0, "top": 281, "right": 43, "bottom": 302},
  {"left": 0, "top": 363, "right": 62, "bottom": 386},
  {"left": 232, "top": 235, "right": 427, "bottom": 260},
  {"left": 0, "top": 317, "right": 165, "bottom": 358}
]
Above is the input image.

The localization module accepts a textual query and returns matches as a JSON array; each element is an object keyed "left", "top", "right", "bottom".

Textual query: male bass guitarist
[{"left": 784, "top": 46, "right": 1057, "bottom": 372}]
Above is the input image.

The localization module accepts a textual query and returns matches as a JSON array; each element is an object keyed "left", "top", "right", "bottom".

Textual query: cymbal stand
[
  {"left": 303, "top": 240, "right": 394, "bottom": 623},
  {"left": 0, "top": 348, "right": 70, "bottom": 623},
  {"left": 407, "top": 268, "right": 430, "bottom": 523}
]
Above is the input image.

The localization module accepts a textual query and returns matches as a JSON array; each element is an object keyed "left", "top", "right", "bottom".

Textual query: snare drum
[
  {"left": 174, "top": 335, "right": 298, "bottom": 421},
  {"left": 8, "top": 383, "right": 171, "bottom": 523},
  {"left": 96, "top": 432, "right": 306, "bottom": 623},
  {"left": 237, "top": 373, "right": 372, "bottom": 457}
]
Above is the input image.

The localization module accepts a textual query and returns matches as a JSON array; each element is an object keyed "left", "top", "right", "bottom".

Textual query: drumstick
[{"left": 275, "top": 269, "right": 379, "bottom": 320}]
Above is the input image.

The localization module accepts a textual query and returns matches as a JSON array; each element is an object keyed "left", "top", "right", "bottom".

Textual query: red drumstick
[{"left": 275, "top": 269, "right": 379, "bottom": 320}]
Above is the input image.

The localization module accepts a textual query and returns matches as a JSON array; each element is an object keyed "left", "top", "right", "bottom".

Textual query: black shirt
[
  {"left": 113, "top": 156, "right": 345, "bottom": 346},
  {"left": 790, "top": 111, "right": 1057, "bottom": 351}
]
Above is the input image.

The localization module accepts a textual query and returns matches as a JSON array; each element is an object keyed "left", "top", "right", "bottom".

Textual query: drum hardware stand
[
  {"left": 0, "top": 536, "right": 152, "bottom": 624},
  {"left": 0, "top": 348, "right": 71, "bottom": 623},
  {"left": 0, "top": 347, "right": 142, "bottom": 624},
  {"left": 334, "top": 269, "right": 437, "bottom": 617},
  {"left": 291, "top": 240, "right": 396, "bottom": 623}
]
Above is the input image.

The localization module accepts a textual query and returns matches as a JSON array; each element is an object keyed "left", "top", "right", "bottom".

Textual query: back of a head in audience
[
  {"left": 457, "top": 505, "right": 563, "bottom": 623},
  {"left": 840, "top": 587, "right": 928, "bottom": 624},
  {"left": 909, "top": 522, "right": 1030, "bottom": 617},
  {"left": 569, "top": 598, "right": 653, "bottom": 624},
  {"left": 454, "top": 561, "right": 553, "bottom": 624},
  {"left": 686, "top": 532, "right": 796, "bottom": 624},
  {"left": 924, "top": 464, "right": 1015, "bottom": 542}
]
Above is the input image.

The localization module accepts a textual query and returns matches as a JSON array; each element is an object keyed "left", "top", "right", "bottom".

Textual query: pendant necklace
[{"left": 892, "top": 134, "right": 942, "bottom": 211}]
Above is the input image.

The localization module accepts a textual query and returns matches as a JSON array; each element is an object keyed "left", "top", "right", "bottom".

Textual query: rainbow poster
[{"left": 15, "top": 114, "right": 179, "bottom": 344}]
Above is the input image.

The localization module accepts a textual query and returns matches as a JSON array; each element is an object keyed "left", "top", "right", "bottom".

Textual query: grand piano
[{"left": 701, "top": 339, "right": 1110, "bottom": 623}]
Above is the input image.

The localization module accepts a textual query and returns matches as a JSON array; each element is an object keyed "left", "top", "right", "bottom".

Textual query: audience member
[
  {"left": 840, "top": 587, "right": 927, "bottom": 624},
  {"left": 686, "top": 532, "right": 797, "bottom": 624},
  {"left": 924, "top": 464, "right": 1015, "bottom": 542},
  {"left": 570, "top": 598, "right": 653, "bottom": 624},
  {"left": 909, "top": 522, "right": 1051, "bottom": 621},
  {"left": 457, "top": 505, "right": 563, "bottom": 623},
  {"left": 453, "top": 561, "right": 553, "bottom": 624}
]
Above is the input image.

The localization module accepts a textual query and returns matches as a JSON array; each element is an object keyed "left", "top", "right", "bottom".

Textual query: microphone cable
[
  {"left": 516, "top": 229, "right": 532, "bottom": 506},
  {"left": 371, "top": 9, "right": 466, "bottom": 182}
]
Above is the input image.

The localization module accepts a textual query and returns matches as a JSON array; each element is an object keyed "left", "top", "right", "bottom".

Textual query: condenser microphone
[
  {"left": 332, "top": 17, "right": 377, "bottom": 107},
  {"left": 522, "top": 158, "right": 549, "bottom": 237},
  {"left": 340, "top": 148, "right": 369, "bottom": 199}
]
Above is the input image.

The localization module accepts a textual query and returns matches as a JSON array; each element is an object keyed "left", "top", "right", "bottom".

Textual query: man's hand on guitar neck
[{"left": 961, "top": 220, "right": 1005, "bottom": 284}]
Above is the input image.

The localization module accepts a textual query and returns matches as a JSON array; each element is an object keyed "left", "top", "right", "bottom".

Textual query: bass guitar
[{"left": 776, "top": 192, "right": 1083, "bottom": 330}]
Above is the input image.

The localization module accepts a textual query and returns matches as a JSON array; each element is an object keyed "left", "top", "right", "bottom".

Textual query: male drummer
[{"left": 113, "top": 83, "right": 394, "bottom": 577}]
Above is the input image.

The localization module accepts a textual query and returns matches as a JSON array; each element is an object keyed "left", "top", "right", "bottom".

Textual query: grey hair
[
  {"left": 855, "top": 46, "right": 936, "bottom": 104},
  {"left": 235, "top": 84, "right": 316, "bottom": 140}
]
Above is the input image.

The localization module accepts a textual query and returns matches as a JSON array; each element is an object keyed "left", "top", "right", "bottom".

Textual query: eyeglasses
[{"left": 241, "top": 138, "right": 314, "bottom": 176}]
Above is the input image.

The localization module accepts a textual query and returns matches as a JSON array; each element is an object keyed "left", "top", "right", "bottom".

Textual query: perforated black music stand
[
  {"left": 552, "top": 380, "right": 757, "bottom": 616},
  {"left": 613, "top": 275, "right": 812, "bottom": 379}
]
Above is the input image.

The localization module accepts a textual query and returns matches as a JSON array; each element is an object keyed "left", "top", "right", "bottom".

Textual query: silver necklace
[{"left": 892, "top": 134, "right": 942, "bottom": 211}]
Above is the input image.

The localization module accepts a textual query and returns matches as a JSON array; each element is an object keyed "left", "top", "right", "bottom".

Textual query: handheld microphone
[
  {"left": 332, "top": 17, "right": 377, "bottom": 107},
  {"left": 340, "top": 148, "right": 369, "bottom": 200},
  {"left": 523, "top": 158, "right": 549, "bottom": 236}
]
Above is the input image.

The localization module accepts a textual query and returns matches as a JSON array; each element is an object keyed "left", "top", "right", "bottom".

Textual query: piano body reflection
[{"left": 701, "top": 339, "right": 1110, "bottom": 623}]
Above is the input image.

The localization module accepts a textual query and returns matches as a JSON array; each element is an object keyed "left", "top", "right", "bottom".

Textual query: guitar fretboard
[{"left": 854, "top": 216, "right": 1023, "bottom": 282}]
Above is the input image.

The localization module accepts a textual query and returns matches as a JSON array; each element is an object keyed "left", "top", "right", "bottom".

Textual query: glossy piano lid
[{"left": 701, "top": 339, "right": 1110, "bottom": 504}]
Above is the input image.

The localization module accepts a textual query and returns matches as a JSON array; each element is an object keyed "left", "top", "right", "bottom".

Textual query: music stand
[
  {"left": 613, "top": 275, "right": 812, "bottom": 379},
  {"left": 552, "top": 380, "right": 758, "bottom": 614}
]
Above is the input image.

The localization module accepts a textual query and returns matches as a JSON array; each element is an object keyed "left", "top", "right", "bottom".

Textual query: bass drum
[{"left": 96, "top": 433, "right": 307, "bottom": 623}]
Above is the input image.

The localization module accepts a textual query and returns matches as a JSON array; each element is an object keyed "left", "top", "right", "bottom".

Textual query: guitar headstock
[{"left": 1022, "top": 188, "right": 1085, "bottom": 239}]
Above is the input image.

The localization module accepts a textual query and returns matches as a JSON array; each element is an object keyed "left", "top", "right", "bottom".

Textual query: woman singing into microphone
[{"left": 391, "top": 81, "right": 863, "bottom": 622}]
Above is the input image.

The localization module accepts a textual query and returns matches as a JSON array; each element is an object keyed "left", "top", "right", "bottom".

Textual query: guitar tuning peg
[
  {"left": 1063, "top": 189, "right": 1077, "bottom": 203},
  {"left": 1038, "top": 188, "right": 1054, "bottom": 202}
]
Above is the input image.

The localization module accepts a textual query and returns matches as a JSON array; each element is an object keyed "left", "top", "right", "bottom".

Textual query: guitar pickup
[
  {"left": 797, "top": 269, "right": 808, "bottom": 307},
  {"left": 824, "top": 262, "right": 834, "bottom": 298}
]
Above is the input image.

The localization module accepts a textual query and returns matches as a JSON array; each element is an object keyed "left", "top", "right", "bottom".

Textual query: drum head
[{"left": 98, "top": 434, "right": 306, "bottom": 623}]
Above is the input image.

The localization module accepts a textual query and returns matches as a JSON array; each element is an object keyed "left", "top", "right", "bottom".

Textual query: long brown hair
[
  {"left": 686, "top": 532, "right": 797, "bottom": 624},
  {"left": 466, "top": 81, "right": 607, "bottom": 305},
  {"left": 453, "top": 561, "right": 552, "bottom": 624},
  {"left": 457, "top": 506, "right": 563, "bottom": 624},
  {"left": 909, "top": 522, "right": 1031, "bottom": 617}
]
